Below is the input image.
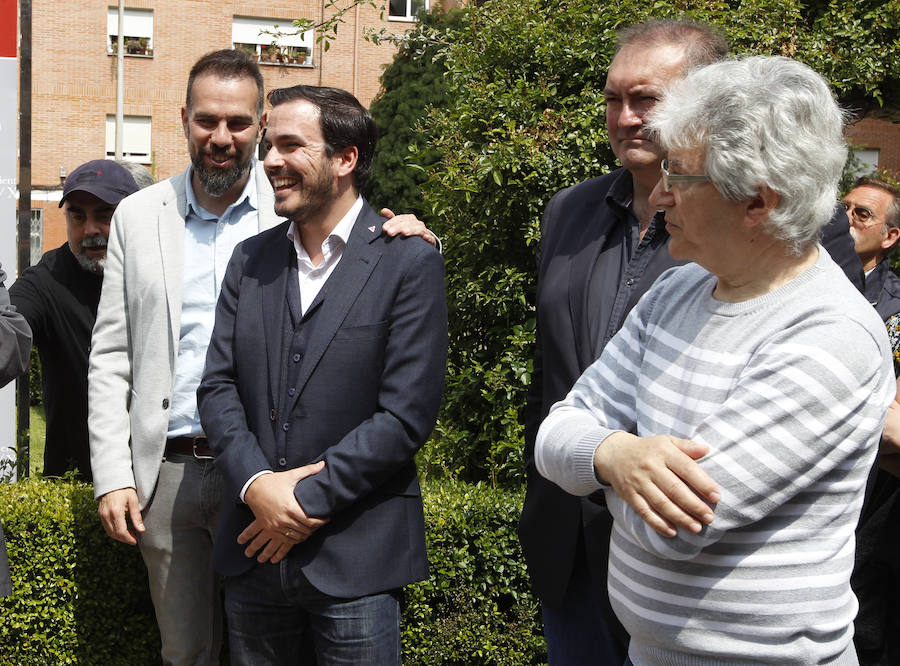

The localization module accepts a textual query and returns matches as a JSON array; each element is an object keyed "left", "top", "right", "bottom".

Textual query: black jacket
[
  {"left": 198, "top": 203, "right": 447, "bottom": 597},
  {"left": 9, "top": 244, "right": 101, "bottom": 480}
]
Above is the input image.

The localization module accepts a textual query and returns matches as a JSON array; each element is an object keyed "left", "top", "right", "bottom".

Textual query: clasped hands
[
  {"left": 240, "top": 460, "right": 329, "bottom": 564},
  {"left": 594, "top": 432, "right": 721, "bottom": 537}
]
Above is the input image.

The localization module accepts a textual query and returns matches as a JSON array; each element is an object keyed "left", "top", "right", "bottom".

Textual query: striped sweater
[{"left": 536, "top": 249, "right": 894, "bottom": 665}]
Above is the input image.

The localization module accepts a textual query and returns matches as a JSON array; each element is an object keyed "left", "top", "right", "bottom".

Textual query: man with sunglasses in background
[
  {"left": 845, "top": 177, "right": 900, "bottom": 321},
  {"left": 844, "top": 175, "right": 900, "bottom": 665}
]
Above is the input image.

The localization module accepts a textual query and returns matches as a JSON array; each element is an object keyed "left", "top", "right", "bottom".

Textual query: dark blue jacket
[
  {"left": 198, "top": 201, "right": 447, "bottom": 597},
  {"left": 865, "top": 254, "right": 900, "bottom": 323}
]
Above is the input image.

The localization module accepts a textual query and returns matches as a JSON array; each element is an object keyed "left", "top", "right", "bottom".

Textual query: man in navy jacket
[
  {"left": 845, "top": 176, "right": 900, "bottom": 665},
  {"left": 198, "top": 84, "right": 447, "bottom": 663}
]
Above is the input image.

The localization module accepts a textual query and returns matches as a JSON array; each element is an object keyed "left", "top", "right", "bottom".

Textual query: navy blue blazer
[{"left": 198, "top": 201, "right": 447, "bottom": 598}]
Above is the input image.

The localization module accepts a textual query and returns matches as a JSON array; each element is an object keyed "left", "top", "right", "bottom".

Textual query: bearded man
[
  {"left": 10, "top": 159, "right": 139, "bottom": 480},
  {"left": 197, "top": 83, "right": 446, "bottom": 663}
]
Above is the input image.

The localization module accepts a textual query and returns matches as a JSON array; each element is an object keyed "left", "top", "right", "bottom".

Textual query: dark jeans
[
  {"left": 542, "top": 540, "right": 627, "bottom": 665},
  {"left": 225, "top": 559, "right": 400, "bottom": 665}
]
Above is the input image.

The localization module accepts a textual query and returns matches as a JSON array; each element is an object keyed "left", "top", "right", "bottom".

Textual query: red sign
[{"left": 0, "top": 1, "right": 16, "bottom": 59}]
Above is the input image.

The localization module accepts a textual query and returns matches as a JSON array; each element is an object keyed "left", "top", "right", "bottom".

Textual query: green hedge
[
  {"left": 0, "top": 479, "right": 159, "bottom": 665},
  {"left": 405, "top": 481, "right": 544, "bottom": 664},
  {"left": 0, "top": 479, "right": 544, "bottom": 664}
]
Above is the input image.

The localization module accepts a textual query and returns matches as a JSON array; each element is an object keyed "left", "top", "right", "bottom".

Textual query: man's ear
[
  {"left": 333, "top": 145, "right": 359, "bottom": 178},
  {"left": 744, "top": 185, "right": 780, "bottom": 228},
  {"left": 257, "top": 111, "right": 268, "bottom": 142},
  {"left": 181, "top": 106, "right": 189, "bottom": 140},
  {"left": 882, "top": 225, "right": 900, "bottom": 252}
]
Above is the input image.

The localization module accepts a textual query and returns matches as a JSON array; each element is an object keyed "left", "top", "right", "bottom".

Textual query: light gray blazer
[{"left": 88, "top": 164, "right": 283, "bottom": 507}]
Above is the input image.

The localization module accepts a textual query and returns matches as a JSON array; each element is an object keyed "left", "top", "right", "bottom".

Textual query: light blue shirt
[{"left": 167, "top": 163, "right": 262, "bottom": 437}]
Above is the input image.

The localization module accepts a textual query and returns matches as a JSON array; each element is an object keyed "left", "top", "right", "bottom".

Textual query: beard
[
  {"left": 75, "top": 235, "right": 108, "bottom": 275},
  {"left": 190, "top": 144, "right": 254, "bottom": 197},
  {"left": 273, "top": 163, "right": 336, "bottom": 225}
]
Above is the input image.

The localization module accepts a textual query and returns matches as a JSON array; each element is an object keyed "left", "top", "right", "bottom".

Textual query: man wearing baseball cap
[{"left": 10, "top": 159, "right": 146, "bottom": 480}]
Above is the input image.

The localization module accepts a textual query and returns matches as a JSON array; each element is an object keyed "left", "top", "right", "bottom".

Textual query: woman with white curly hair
[{"left": 536, "top": 56, "right": 893, "bottom": 665}]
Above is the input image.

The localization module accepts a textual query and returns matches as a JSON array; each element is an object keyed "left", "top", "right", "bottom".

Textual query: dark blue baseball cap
[{"left": 59, "top": 159, "right": 139, "bottom": 208}]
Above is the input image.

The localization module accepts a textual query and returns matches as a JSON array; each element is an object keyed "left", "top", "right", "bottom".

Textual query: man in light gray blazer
[{"left": 88, "top": 50, "right": 279, "bottom": 665}]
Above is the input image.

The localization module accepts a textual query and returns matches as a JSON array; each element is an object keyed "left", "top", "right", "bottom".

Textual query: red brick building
[
  {"left": 24, "top": 3, "right": 900, "bottom": 255},
  {"left": 29, "top": 0, "right": 435, "bottom": 255},
  {"left": 845, "top": 113, "right": 900, "bottom": 177}
]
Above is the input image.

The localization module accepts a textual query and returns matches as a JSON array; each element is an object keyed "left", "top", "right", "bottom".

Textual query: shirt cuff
[{"left": 240, "top": 469, "right": 274, "bottom": 502}]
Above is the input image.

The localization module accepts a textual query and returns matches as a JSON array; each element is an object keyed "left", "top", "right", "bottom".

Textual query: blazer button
[
  {"left": 162, "top": 398, "right": 169, "bottom": 409},
  {"left": 292, "top": 353, "right": 302, "bottom": 363},
  {"left": 278, "top": 458, "right": 287, "bottom": 467},
  {"left": 288, "top": 387, "right": 296, "bottom": 396},
  {"left": 282, "top": 423, "right": 289, "bottom": 432}
]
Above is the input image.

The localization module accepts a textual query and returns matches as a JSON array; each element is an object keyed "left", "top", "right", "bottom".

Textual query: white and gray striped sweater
[{"left": 536, "top": 248, "right": 894, "bottom": 665}]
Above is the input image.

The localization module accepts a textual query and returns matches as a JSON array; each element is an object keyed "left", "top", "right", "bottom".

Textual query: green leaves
[
  {"left": 402, "top": 481, "right": 544, "bottom": 664},
  {"left": 366, "top": 9, "right": 465, "bottom": 219},
  {"left": 0, "top": 479, "right": 159, "bottom": 664},
  {"left": 0, "top": 478, "right": 543, "bottom": 664},
  {"left": 394, "top": 0, "right": 900, "bottom": 488}
]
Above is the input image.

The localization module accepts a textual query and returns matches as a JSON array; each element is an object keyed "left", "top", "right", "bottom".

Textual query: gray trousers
[{"left": 138, "top": 454, "right": 223, "bottom": 666}]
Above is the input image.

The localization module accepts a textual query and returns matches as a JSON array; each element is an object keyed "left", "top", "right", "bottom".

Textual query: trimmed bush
[
  {"left": 0, "top": 479, "right": 543, "bottom": 664},
  {"left": 405, "top": 481, "right": 544, "bottom": 664},
  {"left": 0, "top": 479, "right": 159, "bottom": 665}
]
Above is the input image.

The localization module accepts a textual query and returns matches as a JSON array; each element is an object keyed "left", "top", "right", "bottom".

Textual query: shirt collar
[
  {"left": 606, "top": 168, "right": 637, "bottom": 212},
  {"left": 184, "top": 160, "right": 259, "bottom": 219},
  {"left": 287, "top": 194, "right": 364, "bottom": 261},
  {"left": 864, "top": 254, "right": 891, "bottom": 303},
  {"left": 605, "top": 168, "right": 667, "bottom": 234}
]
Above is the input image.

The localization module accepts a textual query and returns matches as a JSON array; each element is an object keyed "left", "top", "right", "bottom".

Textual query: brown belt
[{"left": 165, "top": 436, "right": 215, "bottom": 460}]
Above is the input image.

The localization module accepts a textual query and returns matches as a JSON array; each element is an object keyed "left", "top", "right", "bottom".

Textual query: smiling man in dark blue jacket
[{"left": 198, "top": 84, "right": 447, "bottom": 664}]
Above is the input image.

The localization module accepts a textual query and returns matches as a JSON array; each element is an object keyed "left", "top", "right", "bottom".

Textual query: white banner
[{"left": 0, "top": 0, "right": 19, "bottom": 479}]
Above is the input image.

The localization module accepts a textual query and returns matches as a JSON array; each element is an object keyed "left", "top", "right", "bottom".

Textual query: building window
[
  {"left": 105, "top": 115, "right": 152, "bottom": 164},
  {"left": 850, "top": 148, "right": 880, "bottom": 177},
  {"left": 29, "top": 210, "right": 42, "bottom": 264},
  {"left": 232, "top": 17, "right": 313, "bottom": 66},
  {"left": 389, "top": 0, "right": 427, "bottom": 20},
  {"left": 107, "top": 8, "right": 153, "bottom": 56}
]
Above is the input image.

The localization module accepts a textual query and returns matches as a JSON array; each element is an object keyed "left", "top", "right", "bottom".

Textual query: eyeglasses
[
  {"left": 839, "top": 201, "right": 879, "bottom": 228},
  {"left": 660, "top": 159, "right": 710, "bottom": 192}
]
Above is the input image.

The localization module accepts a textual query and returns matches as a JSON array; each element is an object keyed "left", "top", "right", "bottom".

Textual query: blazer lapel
[
  {"left": 255, "top": 164, "right": 286, "bottom": 233},
  {"left": 262, "top": 232, "right": 296, "bottom": 411},
  {"left": 285, "top": 205, "right": 383, "bottom": 413},
  {"left": 567, "top": 203, "right": 614, "bottom": 371},
  {"left": 158, "top": 174, "right": 188, "bottom": 356}
]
